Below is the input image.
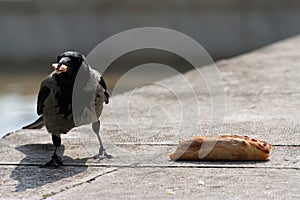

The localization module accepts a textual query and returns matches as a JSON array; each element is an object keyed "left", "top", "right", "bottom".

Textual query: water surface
[
  {"left": 0, "top": 74, "right": 42, "bottom": 137},
  {"left": 0, "top": 94, "right": 37, "bottom": 137}
]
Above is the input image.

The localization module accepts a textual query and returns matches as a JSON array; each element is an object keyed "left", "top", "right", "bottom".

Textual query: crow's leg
[
  {"left": 45, "top": 134, "right": 63, "bottom": 167},
  {"left": 92, "top": 120, "right": 112, "bottom": 159}
]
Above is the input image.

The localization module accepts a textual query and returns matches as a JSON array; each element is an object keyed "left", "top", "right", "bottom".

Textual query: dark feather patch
[
  {"left": 54, "top": 74, "right": 74, "bottom": 117},
  {"left": 99, "top": 77, "right": 109, "bottom": 104},
  {"left": 37, "top": 86, "right": 50, "bottom": 115},
  {"left": 99, "top": 77, "right": 107, "bottom": 91}
]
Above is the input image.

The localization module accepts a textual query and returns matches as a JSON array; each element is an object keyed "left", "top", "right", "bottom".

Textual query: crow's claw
[
  {"left": 44, "top": 152, "right": 63, "bottom": 167},
  {"left": 93, "top": 149, "right": 113, "bottom": 160}
]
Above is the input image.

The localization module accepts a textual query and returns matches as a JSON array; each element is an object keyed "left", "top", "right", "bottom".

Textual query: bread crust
[{"left": 169, "top": 135, "right": 273, "bottom": 161}]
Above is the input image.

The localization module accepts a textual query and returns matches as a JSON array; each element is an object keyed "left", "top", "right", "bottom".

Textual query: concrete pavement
[{"left": 0, "top": 35, "right": 300, "bottom": 199}]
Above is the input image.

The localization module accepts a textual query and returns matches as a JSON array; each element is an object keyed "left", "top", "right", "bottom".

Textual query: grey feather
[{"left": 22, "top": 116, "right": 44, "bottom": 129}]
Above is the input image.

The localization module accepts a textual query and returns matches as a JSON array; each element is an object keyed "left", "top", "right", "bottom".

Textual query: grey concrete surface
[
  {"left": 1, "top": 36, "right": 300, "bottom": 199},
  {"left": 48, "top": 168, "right": 299, "bottom": 200}
]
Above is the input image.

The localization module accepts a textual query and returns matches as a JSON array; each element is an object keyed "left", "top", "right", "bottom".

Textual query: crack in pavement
[
  {"left": 0, "top": 163, "right": 298, "bottom": 170},
  {"left": 40, "top": 162, "right": 142, "bottom": 199},
  {"left": 41, "top": 168, "right": 119, "bottom": 200},
  {"left": 38, "top": 164, "right": 299, "bottom": 199}
]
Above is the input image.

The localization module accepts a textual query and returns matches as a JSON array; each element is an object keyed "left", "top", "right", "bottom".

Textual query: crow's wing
[
  {"left": 23, "top": 77, "right": 51, "bottom": 129},
  {"left": 37, "top": 85, "right": 50, "bottom": 115}
]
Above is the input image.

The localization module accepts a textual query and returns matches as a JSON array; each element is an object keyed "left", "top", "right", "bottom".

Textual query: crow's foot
[
  {"left": 45, "top": 152, "right": 63, "bottom": 167},
  {"left": 93, "top": 149, "right": 113, "bottom": 160}
]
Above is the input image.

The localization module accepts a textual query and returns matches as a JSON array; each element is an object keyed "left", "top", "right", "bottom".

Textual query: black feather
[
  {"left": 99, "top": 77, "right": 107, "bottom": 91},
  {"left": 37, "top": 86, "right": 50, "bottom": 115},
  {"left": 99, "top": 77, "right": 109, "bottom": 104}
]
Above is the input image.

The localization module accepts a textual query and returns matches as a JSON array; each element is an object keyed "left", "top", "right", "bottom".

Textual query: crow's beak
[{"left": 52, "top": 63, "right": 68, "bottom": 74}]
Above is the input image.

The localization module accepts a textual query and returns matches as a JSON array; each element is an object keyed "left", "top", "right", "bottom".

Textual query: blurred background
[{"left": 1, "top": 0, "right": 300, "bottom": 136}]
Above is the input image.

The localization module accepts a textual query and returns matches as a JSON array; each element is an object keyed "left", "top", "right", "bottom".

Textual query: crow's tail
[{"left": 22, "top": 116, "right": 45, "bottom": 129}]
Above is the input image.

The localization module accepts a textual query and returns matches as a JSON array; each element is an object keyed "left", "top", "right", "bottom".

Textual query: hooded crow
[{"left": 23, "top": 51, "right": 112, "bottom": 167}]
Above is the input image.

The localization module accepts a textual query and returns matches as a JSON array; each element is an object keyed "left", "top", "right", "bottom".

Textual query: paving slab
[
  {"left": 48, "top": 167, "right": 300, "bottom": 200},
  {"left": 1, "top": 130, "right": 299, "bottom": 169},
  {"left": 0, "top": 166, "right": 116, "bottom": 200},
  {"left": 1, "top": 35, "right": 300, "bottom": 199}
]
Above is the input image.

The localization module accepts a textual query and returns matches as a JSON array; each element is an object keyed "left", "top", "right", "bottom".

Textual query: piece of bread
[{"left": 169, "top": 135, "right": 273, "bottom": 161}]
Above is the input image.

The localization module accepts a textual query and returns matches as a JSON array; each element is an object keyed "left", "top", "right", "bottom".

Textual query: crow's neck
[{"left": 54, "top": 74, "right": 76, "bottom": 107}]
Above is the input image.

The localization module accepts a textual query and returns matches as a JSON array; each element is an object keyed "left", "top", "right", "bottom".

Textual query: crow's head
[{"left": 52, "top": 51, "right": 86, "bottom": 76}]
